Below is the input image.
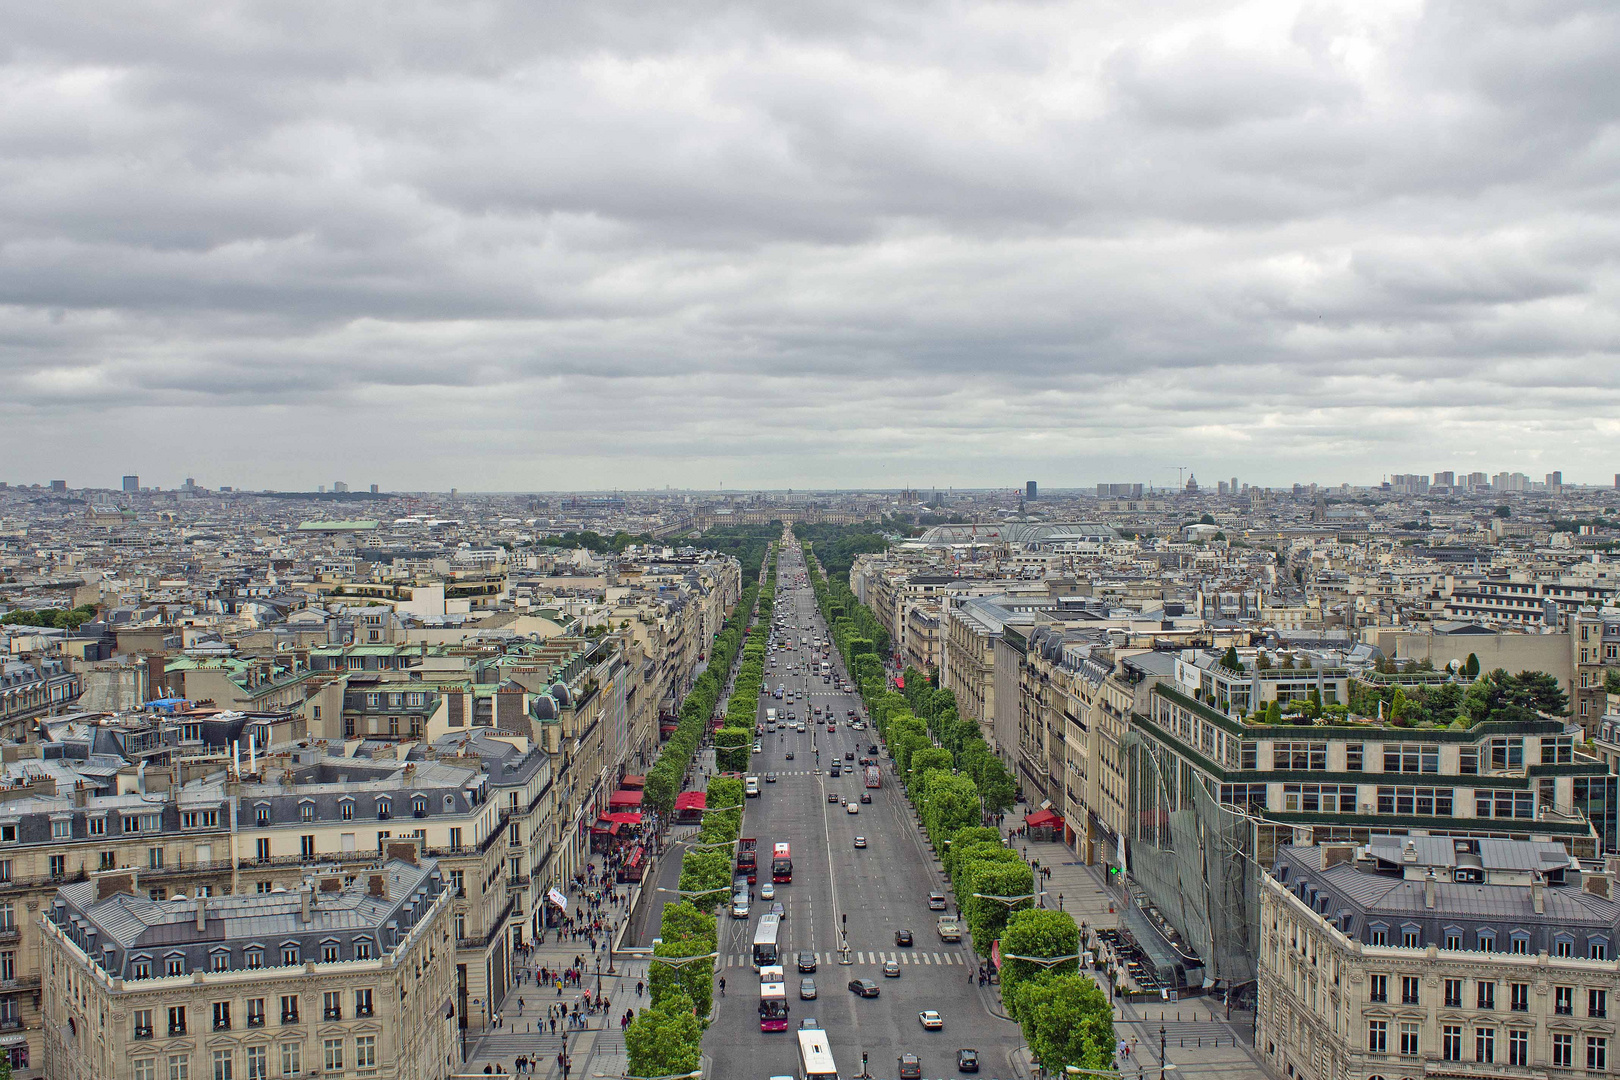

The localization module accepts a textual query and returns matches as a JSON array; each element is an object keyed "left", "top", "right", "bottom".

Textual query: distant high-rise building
[
  {"left": 1433, "top": 471, "right": 1455, "bottom": 488},
  {"left": 1025, "top": 481, "right": 1038, "bottom": 501},
  {"left": 333, "top": 481, "right": 349, "bottom": 493},
  {"left": 49, "top": 480, "right": 66, "bottom": 492},
  {"left": 370, "top": 483, "right": 380, "bottom": 494},
  {"left": 1391, "top": 473, "right": 1429, "bottom": 495},
  {"left": 1217, "top": 481, "right": 1229, "bottom": 495},
  {"left": 1468, "top": 471, "right": 1489, "bottom": 490},
  {"left": 121, "top": 475, "right": 139, "bottom": 493},
  {"left": 1097, "top": 483, "right": 1144, "bottom": 498},
  {"left": 183, "top": 477, "right": 197, "bottom": 490},
  {"left": 1230, "top": 476, "right": 1238, "bottom": 495},
  {"left": 1547, "top": 471, "right": 1563, "bottom": 491}
]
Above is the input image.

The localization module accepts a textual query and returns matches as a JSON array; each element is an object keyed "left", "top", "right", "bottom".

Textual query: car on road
[
  {"left": 765, "top": 772, "right": 777, "bottom": 783},
  {"left": 846, "top": 802, "right": 858, "bottom": 814},
  {"left": 785, "top": 750, "right": 794, "bottom": 760},
  {"left": 895, "top": 929, "right": 914, "bottom": 946},
  {"left": 798, "top": 722, "right": 807, "bottom": 732},
  {"left": 847, "top": 979, "right": 880, "bottom": 998},
  {"left": 797, "top": 951, "right": 817, "bottom": 973},
  {"left": 845, "top": 751, "right": 855, "bottom": 760},
  {"left": 827, "top": 724, "right": 835, "bottom": 733},
  {"left": 853, "top": 835, "right": 867, "bottom": 848},
  {"left": 897, "top": 1053, "right": 921, "bottom": 1079},
  {"left": 882, "top": 960, "right": 901, "bottom": 977},
  {"left": 957, "top": 1048, "right": 980, "bottom": 1072},
  {"left": 919, "top": 1010, "right": 943, "bottom": 1030},
  {"left": 771, "top": 902, "right": 786, "bottom": 919},
  {"left": 798, "top": 1018, "right": 820, "bottom": 1030},
  {"left": 827, "top": 792, "right": 840, "bottom": 803},
  {"left": 868, "top": 744, "right": 879, "bottom": 754},
  {"left": 799, "top": 977, "right": 817, "bottom": 1000},
  {"left": 927, "top": 893, "right": 947, "bottom": 910},
  {"left": 752, "top": 742, "right": 762, "bottom": 754},
  {"left": 830, "top": 764, "right": 840, "bottom": 778},
  {"left": 760, "top": 883, "right": 775, "bottom": 900}
]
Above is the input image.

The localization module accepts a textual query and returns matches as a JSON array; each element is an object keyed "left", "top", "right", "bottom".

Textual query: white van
[{"left": 745, "top": 776, "right": 761, "bottom": 798}]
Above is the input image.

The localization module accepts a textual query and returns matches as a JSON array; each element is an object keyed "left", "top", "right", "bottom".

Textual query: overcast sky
[{"left": 3, "top": 0, "right": 1618, "bottom": 493}]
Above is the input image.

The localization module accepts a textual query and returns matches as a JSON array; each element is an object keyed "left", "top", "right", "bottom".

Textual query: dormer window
[
  {"left": 1591, "top": 936, "right": 1610, "bottom": 960},
  {"left": 412, "top": 797, "right": 427, "bottom": 817},
  {"left": 245, "top": 947, "right": 263, "bottom": 970},
  {"left": 256, "top": 806, "right": 270, "bottom": 826},
  {"left": 281, "top": 944, "right": 299, "bottom": 966},
  {"left": 377, "top": 801, "right": 392, "bottom": 821},
  {"left": 1509, "top": 930, "right": 1531, "bottom": 955},
  {"left": 301, "top": 802, "right": 315, "bottom": 822},
  {"left": 341, "top": 800, "right": 354, "bottom": 821}
]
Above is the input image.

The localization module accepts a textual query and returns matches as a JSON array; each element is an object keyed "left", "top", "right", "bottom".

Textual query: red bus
[
  {"left": 772, "top": 842, "right": 792, "bottom": 883},
  {"left": 737, "top": 837, "right": 758, "bottom": 883},
  {"left": 759, "top": 978, "right": 789, "bottom": 1032},
  {"left": 865, "top": 765, "right": 881, "bottom": 789}
]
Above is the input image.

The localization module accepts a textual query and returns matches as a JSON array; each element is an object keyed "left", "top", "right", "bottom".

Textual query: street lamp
[
  {"left": 1001, "top": 952, "right": 1083, "bottom": 967},
  {"left": 626, "top": 1071, "right": 703, "bottom": 1080},
  {"left": 1063, "top": 1065, "right": 1177, "bottom": 1078}
]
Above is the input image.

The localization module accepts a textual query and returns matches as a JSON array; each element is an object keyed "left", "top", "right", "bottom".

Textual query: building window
[
  {"left": 1506, "top": 1028, "right": 1528, "bottom": 1067},
  {"left": 449, "top": 828, "right": 463, "bottom": 851},
  {"left": 212, "top": 952, "right": 230, "bottom": 973},
  {"left": 1555, "top": 936, "right": 1574, "bottom": 957},
  {"left": 282, "top": 945, "right": 299, "bottom": 966},
  {"left": 280, "top": 1044, "right": 301, "bottom": 1077},
  {"left": 132, "top": 958, "right": 152, "bottom": 980},
  {"left": 354, "top": 988, "right": 373, "bottom": 1017},
  {"left": 377, "top": 801, "right": 391, "bottom": 820},
  {"left": 166, "top": 955, "right": 184, "bottom": 977},
  {"left": 1589, "top": 1036, "right": 1609, "bottom": 1072},
  {"left": 1591, "top": 989, "right": 1608, "bottom": 1019},
  {"left": 1345, "top": 743, "right": 1363, "bottom": 771},
  {"left": 136, "top": 1060, "right": 156, "bottom": 1080},
  {"left": 256, "top": 807, "right": 270, "bottom": 826},
  {"left": 1369, "top": 974, "right": 1388, "bottom": 1003},
  {"left": 1509, "top": 982, "right": 1529, "bottom": 1011},
  {"left": 49, "top": 854, "right": 65, "bottom": 877},
  {"left": 1477, "top": 1027, "right": 1495, "bottom": 1063},
  {"left": 1369, "top": 926, "right": 1388, "bottom": 947},
  {"left": 247, "top": 998, "right": 265, "bottom": 1027},
  {"left": 150, "top": 847, "right": 164, "bottom": 869},
  {"left": 1556, "top": 985, "right": 1574, "bottom": 1014},
  {"left": 212, "top": 1049, "right": 234, "bottom": 1080},
  {"left": 1592, "top": 937, "right": 1610, "bottom": 960},
  {"left": 1478, "top": 981, "right": 1495, "bottom": 1010},
  {"left": 300, "top": 835, "right": 315, "bottom": 858},
  {"left": 355, "top": 1035, "right": 376, "bottom": 1069},
  {"left": 323, "top": 991, "right": 341, "bottom": 1020},
  {"left": 1400, "top": 1022, "right": 1419, "bottom": 1056},
  {"left": 1443, "top": 1025, "right": 1462, "bottom": 1061},
  {"left": 246, "top": 948, "right": 263, "bottom": 970},
  {"left": 1401, "top": 976, "right": 1420, "bottom": 1005},
  {"left": 213, "top": 1002, "right": 231, "bottom": 1031},
  {"left": 355, "top": 940, "right": 371, "bottom": 961},
  {"left": 1400, "top": 927, "right": 1420, "bottom": 949},
  {"left": 321, "top": 943, "right": 338, "bottom": 963},
  {"left": 169, "top": 1055, "right": 190, "bottom": 1080},
  {"left": 1554, "top": 1032, "right": 1573, "bottom": 1068},
  {"left": 1368, "top": 1020, "right": 1387, "bottom": 1053},
  {"left": 256, "top": 838, "right": 271, "bottom": 862},
  {"left": 168, "top": 1005, "right": 187, "bottom": 1035},
  {"left": 300, "top": 803, "right": 314, "bottom": 822},
  {"left": 280, "top": 996, "right": 299, "bottom": 1023},
  {"left": 1445, "top": 979, "right": 1463, "bottom": 1008},
  {"left": 1510, "top": 932, "right": 1529, "bottom": 954},
  {"left": 323, "top": 1038, "right": 343, "bottom": 1072},
  {"left": 51, "top": 819, "right": 70, "bottom": 840},
  {"left": 1478, "top": 932, "right": 1496, "bottom": 952},
  {"left": 245, "top": 1046, "right": 267, "bottom": 1080},
  {"left": 341, "top": 802, "right": 353, "bottom": 821}
]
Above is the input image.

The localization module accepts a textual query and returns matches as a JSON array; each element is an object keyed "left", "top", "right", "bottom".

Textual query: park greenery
[{"left": 0, "top": 603, "right": 97, "bottom": 629}]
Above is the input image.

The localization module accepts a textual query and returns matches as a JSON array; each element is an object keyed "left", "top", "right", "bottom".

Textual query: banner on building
[{"left": 548, "top": 888, "right": 570, "bottom": 911}]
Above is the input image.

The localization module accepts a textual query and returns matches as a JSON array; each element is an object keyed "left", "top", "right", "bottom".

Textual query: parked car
[
  {"left": 847, "top": 979, "right": 880, "bottom": 998},
  {"left": 895, "top": 929, "right": 914, "bottom": 947}
]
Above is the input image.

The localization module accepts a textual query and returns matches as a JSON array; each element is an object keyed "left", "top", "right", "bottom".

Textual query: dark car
[
  {"left": 844, "top": 751, "right": 855, "bottom": 760},
  {"left": 847, "top": 979, "right": 880, "bottom": 998},
  {"left": 785, "top": 750, "right": 794, "bottom": 759},
  {"left": 898, "top": 1053, "right": 922, "bottom": 1079},
  {"left": 827, "top": 791, "right": 840, "bottom": 803},
  {"left": 860, "top": 792, "right": 871, "bottom": 804},
  {"left": 798, "top": 951, "right": 817, "bottom": 973},
  {"left": 958, "top": 1048, "right": 980, "bottom": 1072},
  {"left": 869, "top": 744, "right": 879, "bottom": 755},
  {"left": 895, "top": 929, "right": 914, "bottom": 947},
  {"left": 830, "top": 763, "right": 840, "bottom": 778}
]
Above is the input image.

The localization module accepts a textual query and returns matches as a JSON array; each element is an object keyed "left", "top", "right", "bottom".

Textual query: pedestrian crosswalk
[{"left": 725, "top": 950, "right": 963, "bottom": 968}]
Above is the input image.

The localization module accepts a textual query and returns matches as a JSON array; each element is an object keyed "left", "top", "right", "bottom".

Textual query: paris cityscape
[{"left": 5, "top": 2, "right": 1619, "bottom": 1080}]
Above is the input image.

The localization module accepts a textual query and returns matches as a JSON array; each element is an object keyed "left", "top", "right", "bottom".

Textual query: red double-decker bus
[{"left": 771, "top": 842, "right": 792, "bottom": 883}]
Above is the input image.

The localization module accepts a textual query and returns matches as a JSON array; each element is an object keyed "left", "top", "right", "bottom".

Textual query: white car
[
  {"left": 919, "top": 1010, "right": 944, "bottom": 1030},
  {"left": 846, "top": 802, "right": 859, "bottom": 814},
  {"left": 761, "top": 883, "right": 776, "bottom": 900}
]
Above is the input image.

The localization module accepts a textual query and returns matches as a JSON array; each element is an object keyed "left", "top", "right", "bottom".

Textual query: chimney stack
[
  {"left": 196, "top": 893, "right": 208, "bottom": 931},
  {"left": 300, "top": 885, "right": 313, "bottom": 924},
  {"left": 1533, "top": 873, "right": 1545, "bottom": 915},
  {"left": 1424, "top": 872, "right": 1436, "bottom": 910}
]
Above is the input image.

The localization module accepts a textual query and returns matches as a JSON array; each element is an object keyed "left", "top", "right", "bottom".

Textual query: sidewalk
[{"left": 994, "top": 822, "right": 1266, "bottom": 1078}]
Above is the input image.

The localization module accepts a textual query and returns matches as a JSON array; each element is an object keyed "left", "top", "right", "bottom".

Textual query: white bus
[
  {"left": 796, "top": 1028, "right": 838, "bottom": 1080},
  {"left": 752, "top": 912, "right": 782, "bottom": 970}
]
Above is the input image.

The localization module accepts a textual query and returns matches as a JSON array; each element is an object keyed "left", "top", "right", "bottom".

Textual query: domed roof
[
  {"left": 533, "top": 694, "right": 558, "bottom": 721},
  {"left": 550, "top": 682, "right": 572, "bottom": 707}
]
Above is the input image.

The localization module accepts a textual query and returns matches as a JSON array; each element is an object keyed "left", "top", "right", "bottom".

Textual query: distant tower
[
  {"left": 122, "top": 475, "right": 139, "bottom": 493},
  {"left": 1230, "top": 476, "right": 1238, "bottom": 494},
  {"left": 1025, "top": 481, "right": 1038, "bottom": 501},
  {"left": 1184, "top": 474, "right": 1199, "bottom": 494},
  {"left": 370, "top": 484, "right": 379, "bottom": 494}
]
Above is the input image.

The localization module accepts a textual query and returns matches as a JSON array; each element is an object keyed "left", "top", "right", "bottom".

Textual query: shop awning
[
  {"left": 620, "top": 774, "right": 646, "bottom": 789},
  {"left": 590, "top": 820, "right": 622, "bottom": 835},
  {"left": 626, "top": 846, "right": 646, "bottom": 870},
  {"left": 1025, "top": 809, "right": 1064, "bottom": 829},
  {"left": 603, "top": 811, "right": 643, "bottom": 826},
  {"left": 608, "top": 789, "right": 643, "bottom": 808},
  {"left": 674, "top": 791, "right": 707, "bottom": 811}
]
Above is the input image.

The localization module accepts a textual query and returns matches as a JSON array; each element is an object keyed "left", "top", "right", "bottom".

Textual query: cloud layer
[{"left": 4, "top": 0, "right": 1619, "bottom": 490}]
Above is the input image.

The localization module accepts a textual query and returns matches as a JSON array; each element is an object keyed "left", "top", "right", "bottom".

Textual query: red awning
[
  {"left": 1025, "top": 809, "right": 1063, "bottom": 829},
  {"left": 608, "top": 790, "right": 644, "bottom": 808},
  {"left": 620, "top": 775, "right": 646, "bottom": 790},
  {"left": 895, "top": 675, "right": 906, "bottom": 689},
  {"left": 603, "top": 811, "right": 643, "bottom": 825},
  {"left": 674, "top": 792, "right": 707, "bottom": 811},
  {"left": 626, "top": 846, "right": 645, "bottom": 869},
  {"left": 590, "top": 820, "right": 622, "bottom": 835}
]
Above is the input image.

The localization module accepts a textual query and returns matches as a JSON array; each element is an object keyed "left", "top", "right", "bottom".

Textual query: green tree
[
  {"left": 907, "top": 747, "right": 955, "bottom": 799},
  {"left": 1219, "top": 646, "right": 1244, "bottom": 673},
  {"left": 1464, "top": 653, "right": 1480, "bottom": 679},
  {"left": 649, "top": 938, "right": 715, "bottom": 1018},
  {"left": 1495, "top": 505, "right": 1512, "bottom": 518},
  {"left": 659, "top": 901, "right": 717, "bottom": 945},
  {"left": 961, "top": 861, "right": 1035, "bottom": 955},
  {"left": 1264, "top": 701, "right": 1282, "bottom": 725},
  {"left": 921, "top": 771, "right": 981, "bottom": 844},
  {"left": 942, "top": 827, "right": 1003, "bottom": 876},
  {"left": 999, "top": 909, "right": 1081, "bottom": 1019},
  {"left": 1389, "top": 687, "right": 1409, "bottom": 726},
  {"left": 625, "top": 991, "right": 704, "bottom": 1076},
  {"left": 1012, "top": 974, "right": 1116, "bottom": 1073},
  {"left": 1199, "top": 513, "right": 1216, "bottom": 525}
]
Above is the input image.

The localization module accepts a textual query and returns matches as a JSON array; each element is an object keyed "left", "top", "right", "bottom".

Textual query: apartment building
[
  {"left": 1260, "top": 838, "right": 1620, "bottom": 1080},
  {"left": 1124, "top": 671, "right": 1614, "bottom": 993},
  {"left": 41, "top": 856, "right": 455, "bottom": 1080},
  {"left": 0, "top": 658, "right": 81, "bottom": 741}
]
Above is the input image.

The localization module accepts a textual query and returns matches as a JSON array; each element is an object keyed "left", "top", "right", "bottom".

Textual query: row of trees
[
  {"left": 714, "top": 552, "right": 781, "bottom": 773},
  {"left": 628, "top": 774, "right": 746, "bottom": 1076},
  {"left": 792, "top": 526, "right": 890, "bottom": 681},
  {"left": 642, "top": 547, "right": 771, "bottom": 818},
  {"left": 0, "top": 603, "right": 97, "bottom": 629},
  {"left": 795, "top": 532, "right": 1115, "bottom": 1074}
]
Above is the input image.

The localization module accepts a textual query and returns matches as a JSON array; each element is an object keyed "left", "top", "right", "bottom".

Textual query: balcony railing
[
  {"left": 132, "top": 1025, "right": 152, "bottom": 1040},
  {"left": 281, "top": 1012, "right": 300, "bottom": 1025}
]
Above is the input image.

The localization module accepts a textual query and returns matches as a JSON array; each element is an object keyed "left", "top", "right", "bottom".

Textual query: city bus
[
  {"left": 759, "top": 976, "right": 789, "bottom": 1032},
  {"left": 796, "top": 1028, "right": 838, "bottom": 1080},
  {"left": 772, "top": 842, "right": 793, "bottom": 883},
  {"left": 752, "top": 912, "right": 781, "bottom": 970},
  {"left": 864, "top": 764, "right": 881, "bottom": 789}
]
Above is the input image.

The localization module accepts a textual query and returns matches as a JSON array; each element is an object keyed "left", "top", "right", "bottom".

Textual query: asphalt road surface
[{"left": 702, "top": 536, "right": 1023, "bottom": 1080}]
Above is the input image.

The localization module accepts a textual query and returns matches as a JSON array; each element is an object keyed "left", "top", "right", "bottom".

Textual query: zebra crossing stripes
[{"left": 728, "top": 951, "right": 961, "bottom": 968}]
